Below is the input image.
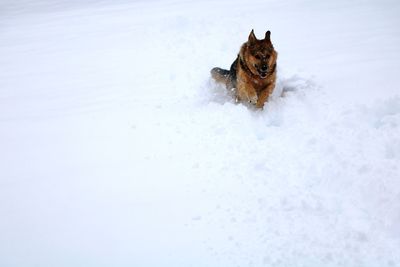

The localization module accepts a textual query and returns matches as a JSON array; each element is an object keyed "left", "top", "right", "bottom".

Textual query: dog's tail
[{"left": 211, "top": 67, "right": 230, "bottom": 84}]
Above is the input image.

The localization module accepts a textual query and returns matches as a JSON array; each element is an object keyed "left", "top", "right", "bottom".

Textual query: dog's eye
[{"left": 255, "top": 55, "right": 261, "bottom": 60}]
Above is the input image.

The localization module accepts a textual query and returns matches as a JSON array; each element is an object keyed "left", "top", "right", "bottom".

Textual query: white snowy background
[{"left": 1, "top": 0, "right": 400, "bottom": 266}]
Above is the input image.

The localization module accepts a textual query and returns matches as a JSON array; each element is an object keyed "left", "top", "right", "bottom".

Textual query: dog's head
[{"left": 244, "top": 30, "right": 277, "bottom": 79}]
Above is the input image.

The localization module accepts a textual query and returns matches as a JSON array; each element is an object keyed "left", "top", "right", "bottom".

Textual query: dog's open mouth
[{"left": 259, "top": 71, "right": 268, "bottom": 78}]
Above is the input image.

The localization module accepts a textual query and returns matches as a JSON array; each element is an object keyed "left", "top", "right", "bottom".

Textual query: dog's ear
[
  {"left": 265, "top": 30, "right": 271, "bottom": 41},
  {"left": 248, "top": 29, "right": 257, "bottom": 44}
]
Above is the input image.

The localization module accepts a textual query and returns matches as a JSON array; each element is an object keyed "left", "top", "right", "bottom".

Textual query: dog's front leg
[
  {"left": 256, "top": 85, "right": 274, "bottom": 108},
  {"left": 237, "top": 84, "right": 258, "bottom": 105}
]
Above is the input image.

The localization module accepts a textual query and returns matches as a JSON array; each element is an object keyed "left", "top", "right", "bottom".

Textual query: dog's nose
[{"left": 261, "top": 64, "right": 268, "bottom": 71}]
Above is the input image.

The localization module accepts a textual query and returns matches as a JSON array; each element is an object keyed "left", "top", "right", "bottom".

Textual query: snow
[{"left": 1, "top": 0, "right": 400, "bottom": 266}]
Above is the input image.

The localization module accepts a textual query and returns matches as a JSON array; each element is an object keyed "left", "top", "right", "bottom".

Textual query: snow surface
[{"left": 1, "top": 0, "right": 400, "bottom": 266}]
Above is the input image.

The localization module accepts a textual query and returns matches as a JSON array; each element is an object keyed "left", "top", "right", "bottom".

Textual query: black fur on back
[{"left": 210, "top": 56, "right": 238, "bottom": 89}]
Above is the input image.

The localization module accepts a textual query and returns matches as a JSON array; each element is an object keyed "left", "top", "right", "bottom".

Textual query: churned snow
[{"left": 0, "top": 0, "right": 399, "bottom": 266}]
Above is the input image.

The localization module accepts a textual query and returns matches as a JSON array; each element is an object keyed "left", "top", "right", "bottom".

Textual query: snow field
[{"left": 0, "top": 0, "right": 400, "bottom": 266}]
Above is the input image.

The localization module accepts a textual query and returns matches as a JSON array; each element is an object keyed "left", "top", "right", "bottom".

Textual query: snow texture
[{"left": 0, "top": 0, "right": 400, "bottom": 266}]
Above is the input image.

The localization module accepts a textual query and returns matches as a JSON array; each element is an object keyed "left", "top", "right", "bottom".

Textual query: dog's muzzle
[{"left": 259, "top": 64, "right": 268, "bottom": 78}]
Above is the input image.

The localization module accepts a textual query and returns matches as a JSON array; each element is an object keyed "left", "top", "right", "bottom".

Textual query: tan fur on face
[{"left": 211, "top": 30, "right": 278, "bottom": 108}]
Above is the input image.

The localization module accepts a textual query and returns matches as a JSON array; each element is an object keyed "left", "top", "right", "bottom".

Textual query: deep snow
[{"left": 0, "top": 0, "right": 400, "bottom": 266}]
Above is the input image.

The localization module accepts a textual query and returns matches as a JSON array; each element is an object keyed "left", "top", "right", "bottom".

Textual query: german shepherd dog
[{"left": 211, "top": 30, "right": 277, "bottom": 108}]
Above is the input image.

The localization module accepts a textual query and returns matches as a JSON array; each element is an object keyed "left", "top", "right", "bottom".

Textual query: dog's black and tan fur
[{"left": 211, "top": 30, "right": 277, "bottom": 108}]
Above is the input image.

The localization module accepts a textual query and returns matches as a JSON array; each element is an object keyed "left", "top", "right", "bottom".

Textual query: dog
[{"left": 211, "top": 30, "right": 277, "bottom": 108}]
